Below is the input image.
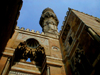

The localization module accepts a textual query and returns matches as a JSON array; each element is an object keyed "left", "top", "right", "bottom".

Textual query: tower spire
[{"left": 39, "top": 8, "right": 59, "bottom": 36}]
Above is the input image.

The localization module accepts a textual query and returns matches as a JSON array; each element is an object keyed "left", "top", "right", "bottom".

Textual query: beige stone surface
[
  {"left": 0, "top": 56, "right": 8, "bottom": 74},
  {"left": 50, "top": 66, "right": 62, "bottom": 75},
  {"left": 49, "top": 39, "right": 62, "bottom": 59},
  {"left": 72, "top": 9, "right": 100, "bottom": 35},
  {"left": 11, "top": 62, "right": 41, "bottom": 74}
]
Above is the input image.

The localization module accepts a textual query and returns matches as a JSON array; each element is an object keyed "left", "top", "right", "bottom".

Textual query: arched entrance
[{"left": 9, "top": 38, "right": 47, "bottom": 75}]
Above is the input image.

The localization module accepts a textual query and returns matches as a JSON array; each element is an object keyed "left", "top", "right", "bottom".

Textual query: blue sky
[{"left": 17, "top": 0, "right": 100, "bottom": 33}]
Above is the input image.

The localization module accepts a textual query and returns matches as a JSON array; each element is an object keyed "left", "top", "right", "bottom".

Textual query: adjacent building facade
[
  {"left": 0, "top": 6, "right": 100, "bottom": 75},
  {"left": 59, "top": 8, "right": 100, "bottom": 75},
  {"left": 0, "top": 0, "right": 23, "bottom": 55}
]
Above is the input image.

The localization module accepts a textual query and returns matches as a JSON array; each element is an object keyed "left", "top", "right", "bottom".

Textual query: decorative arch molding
[
  {"left": 26, "top": 38, "right": 40, "bottom": 49},
  {"left": 14, "top": 38, "right": 46, "bottom": 66},
  {"left": 7, "top": 38, "right": 47, "bottom": 75}
]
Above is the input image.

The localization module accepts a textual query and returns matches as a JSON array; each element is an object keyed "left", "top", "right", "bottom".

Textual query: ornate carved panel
[
  {"left": 14, "top": 39, "right": 45, "bottom": 66},
  {"left": 39, "top": 8, "right": 59, "bottom": 27}
]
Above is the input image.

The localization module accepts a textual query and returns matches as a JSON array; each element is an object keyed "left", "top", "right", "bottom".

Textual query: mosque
[{"left": 0, "top": 0, "right": 100, "bottom": 75}]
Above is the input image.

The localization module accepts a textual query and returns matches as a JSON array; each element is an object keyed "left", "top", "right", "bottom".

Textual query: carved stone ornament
[
  {"left": 72, "top": 48, "right": 84, "bottom": 75},
  {"left": 39, "top": 8, "right": 59, "bottom": 28},
  {"left": 14, "top": 41, "right": 45, "bottom": 65},
  {"left": 45, "top": 20, "right": 56, "bottom": 25}
]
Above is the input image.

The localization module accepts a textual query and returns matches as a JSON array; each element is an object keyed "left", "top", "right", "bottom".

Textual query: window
[
  {"left": 69, "top": 37, "right": 73, "bottom": 45},
  {"left": 47, "top": 67, "right": 50, "bottom": 75},
  {"left": 26, "top": 58, "right": 31, "bottom": 62},
  {"left": 52, "top": 46, "right": 59, "bottom": 51}
]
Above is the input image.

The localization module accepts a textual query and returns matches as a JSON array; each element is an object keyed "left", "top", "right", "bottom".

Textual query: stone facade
[
  {"left": 0, "top": 7, "right": 100, "bottom": 75},
  {"left": 59, "top": 8, "right": 100, "bottom": 75},
  {"left": 0, "top": 8, "right": 65, "bottom": 75}
]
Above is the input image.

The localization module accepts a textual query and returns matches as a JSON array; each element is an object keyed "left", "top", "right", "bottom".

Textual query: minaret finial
[{"left": 39, "top": 8, "right": 59, "bottom": 35}]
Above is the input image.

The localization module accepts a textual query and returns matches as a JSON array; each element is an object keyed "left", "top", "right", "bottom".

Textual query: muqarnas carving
[{"left": 14, "top": 38, "right": 45, "bottom": 66}]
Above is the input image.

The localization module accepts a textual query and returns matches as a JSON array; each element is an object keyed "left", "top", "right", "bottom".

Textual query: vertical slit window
[
  {"left": 69, "top": 37, "right": 73, "bottom": 45},
  {"left": 47, "top": 67, "right": 50, "bottom": 75}
]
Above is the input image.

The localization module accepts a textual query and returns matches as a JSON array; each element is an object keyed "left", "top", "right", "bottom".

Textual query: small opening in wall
[
  {"left": 69, "top": 37, "right": 73, "bottom": 45},
  {"left": 52, "top": 46, "right": 59, "bottom": 51},
  {"left": 47, "top": 67, "right": 50, "bottom": 75},
  {"left": 26, "top": 58, "right": 31, "bottom": 62}
]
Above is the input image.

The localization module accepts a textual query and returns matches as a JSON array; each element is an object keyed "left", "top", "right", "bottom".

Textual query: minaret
[{"left": 39, "top": 8, "right": 59, "bottom": 37}]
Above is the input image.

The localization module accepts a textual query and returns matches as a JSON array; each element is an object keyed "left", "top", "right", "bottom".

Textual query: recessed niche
[{"left": 26, "top": 38, "right": 39, "bottom": 49}]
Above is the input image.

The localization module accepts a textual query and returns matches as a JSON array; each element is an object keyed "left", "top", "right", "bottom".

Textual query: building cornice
[{"left": 15, "top": 26, "right": 59, "bottom": 40}]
